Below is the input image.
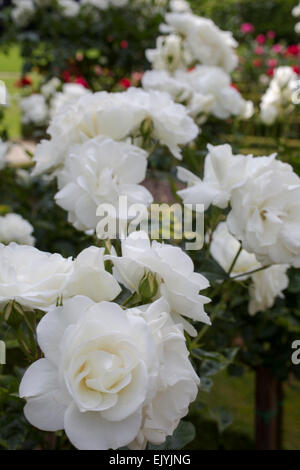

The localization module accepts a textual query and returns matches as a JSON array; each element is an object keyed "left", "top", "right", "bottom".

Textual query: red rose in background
[
  {"left": 75, "top": 76, "right": 89, "bottom": 88},
  {"left": 120, "top": 78, "right": 131, "bottom": 89},
  {"left": 15, "top": 76, "right": 32, "bottom": 87},
  {"left": 256, "top": 34, "right": 266, "bottom": 44},
  {"left": 120, "top": 40, "right": 129, "bottom": 49}
]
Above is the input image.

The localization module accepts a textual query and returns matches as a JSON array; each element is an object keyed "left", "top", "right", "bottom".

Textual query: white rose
[
  {"left": 162, "top": 13, "right": 238, "bottom": 73},
  {"left": 227, "top": 156, "right": 300, "bottom": 267},
  {"left": 169, "top": 0, "right": 191, "bottom": 13},
  {"left": 210, "top": 222, "right": 260, "bottom": 278},
  {"left": 55, "top": 136, "right": 152, "bottom": 232},
  {"left": 108, "top": 230, "right": 211, "bottom": 336},
  {"left": 57, "top": 0, "right": 80, "bottom": 16},
  {"left": 210, "top": 222, "right": 289, "bottom": 315},
  {"left": 19, "top": 296, "right": 199, "bottom": 450},
  {"left": 249, "top": 265, "right": 289, "bottom": 315},
  {"left": 33, "top": 88, "right": 198, "bottom": 176},
  {"left": 145, "top": 34, "right": 186, "bottom": 73},
  {"left": 0, "top": 213, "right": 35, "bottom": 246},
  {"left": 20, "top": 94, "right": 48, "bottom": 125},
  {"left": 0, "top": 244, "right": 120, "bottom": 310},
  {"left": 292, "top": 3, "right": 300, "bottom": 17},
  {"left": 11, "top": 0, "right": 35, "bottom": 27},
  {"left": 50, "top": 83, "right": 91, "bottom": 118},
  {"left": 260, "top": 66, "right": 298, "bottom": 124},
  {"left": 41, "top": 77, "right": 62, "bottom": 99},
  {"left": 177, "top": 144, "right": 254, "bottom": 210}
]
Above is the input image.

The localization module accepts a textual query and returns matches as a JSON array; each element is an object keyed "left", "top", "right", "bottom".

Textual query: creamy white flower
[
  {"left": 57, "top": 0, "right": 80, "bottom": 16},
  {"left": 55, "top": 136, "right": 152, "bottom": 232},
  {"left": 128, "top": 298, "right": 199, "bottom": 448},
  {"left": 108, "top": 230, "right": 211, "bottom": 336},
  {"left": 0, "top": 244, "right": 120, "bottom": 310},
  {"left": 41, "top": 77, "right": 62, "bottom": 99},
  {"left": 0, "top": 139, "right": 8, "bottom": 170},
  {"left": 249, "top": 265, "right": 289, "bottom": 315},
  {"left": 145, "top": 34, "right": 187, "bottom": 73},
  {"left": 11, "top": 0, "right": 35, "bottom": 27},
  {"left": 50, "top": 83, "right": 91, "bottom": 118},
  {"left": 260, "top": 66, "right": 298, "bottom": 125},
  {"left": 295, "top": 21, "right": 300, "bottom": 33},
  {"left": 19, "top": 296, "right": 199, "bottom": 450},
  {"left": 227, "top": 156, "right": 300, "bottom": 268},
  {"left": 210, "top": 222, "right": 289, "bottom": 315},
  {"left": 143, "top": 66, "right": 253, "bottom": 121},
  {"left": 177, "top": 144, "right": 254, "bottom": 210},
  {"left": 20, "top": 94, "right": 48, "bottom": 125},
  {"left": 210, "top": 222, "right": 260, "bottom": 278},
  {"left": 292, "top": 3, "right": 300, "bottom": 17},
  {"left": 161, "top": 12, "right": 238, "bottom": 73},
  {"left": 33, "top": 88, "right": 198, "bottom": 176},
  {"left": 169, "top": 0, "right": 190, "bottom": 13},
  {"left": 0, "top": 213, "right": 35, "bottom": 246}
]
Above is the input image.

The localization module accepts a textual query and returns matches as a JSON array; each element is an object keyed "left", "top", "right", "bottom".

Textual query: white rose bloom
[
  {"left": 249, "top": 265, "right": 289, "bottom": 315},
  {"left": 210, "top": 222, "right": 289, "bottom": 315},
  {"left": 0, "top": 214, "right": 35, "bottom": 246},
  {"left": 50, "top": 83, "right": 91, "bottom": 118},
  {"left": 19, "top": 296, "right": 199, "bottom": 450},
  {"left": 20, "top": 94, "right": 48, "bottom": 125},
  {"left": 108, "top": 230, "right": 211, "bottom": 336},
  {"left": 210, "top": 222, "right": 260, "bottom": 278},
  {"left": 125, "top": 87, "right": 198, "bottom": 160},
  {"left": 0, "top": 139, "right": 8, "bottom": 170},
  {"left": 177, "top": 144, "right": 254, "bottom": 210},
  {"left": 41, "top": 77, "right": 62, "bottom": 99},
  {"left": 169, "top": 0, "right": 191, "bottom": 13},
  {"left": 145, "top": 34, "right": 187, "bottom": 73},
  {"left": 11, "top": 0, "right": 35, "bottom": 27},
  {"left": 292, "top": 3, "right": 300, "bottom": 16},
  {"left": 0, "top": 244, "right": 120, "bottom": 310},
  {"left": 143, "top": 66, "right": 253, "bottom": 121},
  {"left": 55, "top": 136, "right": 152, "bottom": 232},
  {"left": 33, "top": 88, "right": 198, "bottom": 176},
  {"left": 57, "top": 0, "right": 80, "bottom": 16},
  {"left": 260, "top": 66, "right": 298, "bottom": 125},
  {"left": 162, "top": 13, "right": 238, "bottom": 73},
  {"left": 227, "top": 156, "right": 300, "bottom": 268}
]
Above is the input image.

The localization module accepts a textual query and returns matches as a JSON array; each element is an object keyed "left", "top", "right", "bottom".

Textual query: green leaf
[
  {"left": 147, "top": 421, "right": 195, "bottom": 450},
  {"left": 210, "top": 407, "right": 233, "bottom": 434}
]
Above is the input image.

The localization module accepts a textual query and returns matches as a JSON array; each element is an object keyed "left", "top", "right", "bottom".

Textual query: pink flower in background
[
  {"left": 255, "top": 46, "right": 264, "bottom": 55},
  {"left": 292, "top": 65, "right": 300, "bottom": 74},
  {"left": 241, "top": 23, "right": 254, "bottom": 33},
  {"left": 272, "top": 44, "right": 283, "bottom": 53},
  {"left": 267, "top": 58, "right": 278, "bottom": 67},
  {"left": 94, "top": 65, "right": 102, "bottom": 76},
  {"left": 75, "top": 76, "right": 88, "bottom": 88},
  {"left": 256, "top": 34, "right": 266, "bottom": 44},
  {"left": 120, "top": 77, "right": 131, "bottom": 88},
  {"left": 266, "top": 68, "right": 274, "bottom": 76},
  {"left": 267, "top": 30, "right": 276, "bottom": 39},
  {"left": 285, "top": 44, "right": 300, "bottom": 56},
  {"left": 120, "top": 40, "right": 129, "bottom": 49}
]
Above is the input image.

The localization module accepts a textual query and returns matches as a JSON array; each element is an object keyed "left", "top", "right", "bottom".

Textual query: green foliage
[{"left": 191, "top": 0, "right": 299, "bottom": 42}]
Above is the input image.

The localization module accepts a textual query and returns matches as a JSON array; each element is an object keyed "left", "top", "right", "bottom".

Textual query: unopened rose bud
[{"left": 138, "top": 271, "right": 159, "bottom": 302}]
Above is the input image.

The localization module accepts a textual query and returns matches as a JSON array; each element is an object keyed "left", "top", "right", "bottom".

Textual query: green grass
[
  {"left": 190, "top": 369, "right": 300, "bottom": 450},
  {"left": 0, "top": 45, "right": 23, "bottom": 139}
]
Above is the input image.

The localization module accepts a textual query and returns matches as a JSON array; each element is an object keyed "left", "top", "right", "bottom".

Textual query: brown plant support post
[{"left": 255, "top": 366, "right": 283, "bottom": 450}]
